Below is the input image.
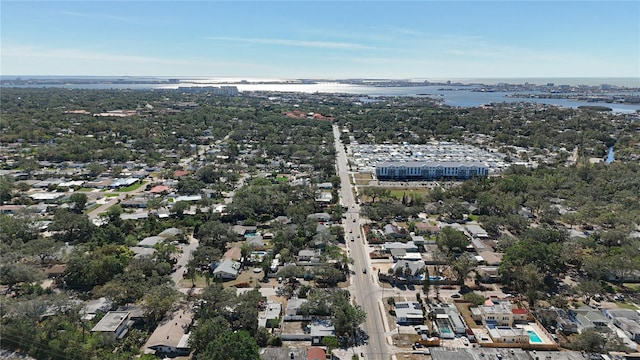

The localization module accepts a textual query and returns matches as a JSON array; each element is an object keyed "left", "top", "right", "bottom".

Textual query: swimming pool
[
  {"left": 435, "top": 319, "right": 454, "bottom": 338},
  {"left": 527, "top": 330, "right": 542, "bottom": 343}
]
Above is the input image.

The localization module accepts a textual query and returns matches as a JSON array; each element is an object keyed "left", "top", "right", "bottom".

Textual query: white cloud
[
  {"left": 0, "top": 44, "right": 268, "bottom": 76},
  {"left": 59, "top": 10, "right": 134, "bottom": 23},
  {"left": 203, "top": 36, "right": 371, "bottom": 50}
]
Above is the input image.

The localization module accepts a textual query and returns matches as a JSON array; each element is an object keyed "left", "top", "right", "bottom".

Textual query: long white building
[{"left": 376, "top": 161, "right": 488, "bottom": 181}]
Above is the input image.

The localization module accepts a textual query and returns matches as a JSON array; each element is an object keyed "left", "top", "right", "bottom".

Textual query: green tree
[
  {"left": 571, "top": 329, "right": 606, "bottom": 353},
  {"left": 196, "top": 330, "right": 260, "bottom": 360},
  {"left": 451, "top": 255, "right": 477, "bottom": 284},
  {"left": 0, "top": 175, "right": 15, "bottom": 203},
  {"left": 142, "top": 285, "right": 180, "bottom": 324},
  {"left": 48, "top": 209, "right": 95, "bottom": 243},
  {"left": 170, "top": 201, "right": 189, "bottom": 219},
  {"left": 0, "top": 262, "right": 45, "bottom": 288},
  {"left": 196, "top": 220, "right": 236, "bottom": 251},
  {"left": 436, "top": 227, "right": 469, "bottom": 256},
  {"left": 463, "top": 292, "right": 486, "bottom": 306},
  {"left": 69, "top": 193, "right": 88, "bottom": 213},
  {"left": 189, "top": 316, "right": 231, "bottom": 355},
  {"left": 322, "top": 336, "right": 339, "bottom": 354}
]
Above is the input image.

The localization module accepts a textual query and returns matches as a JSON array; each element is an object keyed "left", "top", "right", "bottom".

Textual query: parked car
[{"left": 451, "top": 293, "right": 461, "bottom": 298}]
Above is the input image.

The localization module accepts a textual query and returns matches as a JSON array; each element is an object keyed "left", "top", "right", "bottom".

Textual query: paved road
[
  {"left": 86, "top": 182, "right": 149, "bottom": 221},
  {"left": 334, "top": 125, "right": 390, "bottom": 360},
  {"left": 170, "top": 235, "right": 200, "bottom": 285}
]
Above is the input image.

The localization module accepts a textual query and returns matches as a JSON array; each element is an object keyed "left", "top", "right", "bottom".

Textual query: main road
[{"left": 333, "top": 125, "right": 390, "bottom": 360}]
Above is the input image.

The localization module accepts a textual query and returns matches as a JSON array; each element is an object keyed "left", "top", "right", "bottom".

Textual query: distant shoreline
[{"left": 1, "top": 76, "right": 639, "bottom": 88}]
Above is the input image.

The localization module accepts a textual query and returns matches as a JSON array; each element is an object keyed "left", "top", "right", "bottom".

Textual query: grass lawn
[
  {"left": 353, "top": 173, "right": 373, "bottom": 180},
  {"left": 275, "top": 177, "right": 288, "bottom": 183},
  {"left": 104, "top": 193, "right": 120, "bottom": 197},
  {"left": 178, "top": 274, "right": 210, "bottom": 288},
  {"left": 353, "top": 173, "right": 373, "bottom": 186},
  {"left": 115, "top": 181, "right": 147, "bottom": 192},
  {"left": 616, "top": 302, "right": 639, "bottom": 310},
  {"left": 388, "top": 188, "right": 430, "bottom": 199},
  {"left": 77, "top": 188, "right": 94, "bottom": 192},
  {"left": 84, "top": 204, "right": 101, "bottom": 214}
]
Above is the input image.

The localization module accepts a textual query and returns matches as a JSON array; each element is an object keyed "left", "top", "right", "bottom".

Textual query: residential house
[
  {"left": 474, "top": 300, "right": 516, "bottom": 326},
  {"left": 317, "top": 182, "right": 333, "bottom": 190},
  {"left": 138, "top": 236, "right": 165, "bottom": 248},
  {"left": 384, "top": 224, "right": 406, "bottom": 239},
  {"left": 390, "top": 248, "right": 407, "bottom": 261},
  {"left": 476, "top": 266, "right": 500, "bottom": 283},
  {"left": 145, "top": 308, "right": 192, "bottom": 357},
  {"left": 212, "top": 259, "right": 241, "bottom": 280},
  {"left": 0, "top": 205, "right": 26, "bottom": 214},
  {"left": 477, "top": 251, "right": 503, "bottom": 266},
  {"left": 246, "top": 235, "right": 264, "bottom": 249},
  {"left": 391, "top": 260, "right": 426, "bottom": 281},
  {"left": 465, "top": 224, "right": 489, "bottom": 239},
  {"left": 410, "top": 234, "right": 426, "bottom": 247},
  {"left": 259, "top": 301, "right": 282, "bottom": 328},
  {"left": 488, "top": 326, "right": 529, "bottom": 344},
  {"left": 130, "top": 246, "right": 156, "bottom": 259},
  {"left": 29, "top": 192, "right": 65, "bottom": 203},
  {"left": 285, "top": 298, "right": 308, "bottom": 317},
  {"left": 260, "top": 348, "right": 306, "bottom": 360},
  {"left": 431, "top": 303, "right": 467, "bottom": 335},
  {"left": 81, "top": 297, "right": 112, "bottom": 320},
  {"left": 569, "top": 306, "right": 610, "bottom": 333},
  {"left": 315, "top": 191, "right": 333, "bottom": 204},
  {"left": 603, "top": 308, "right": 640, "bottom": 341},
  {"left": 414, "top": 222, "right": 440, "bottom": 235},
  {"left": 158, "top": 227, "right": 183, "bottom": 239},
  {"left": 307, "top": 213, "right": 331, "bottom": 222},
  {"left": 233, "top": 225, "right": 257, "bottom": 236},
  {"left": 394, "top": 301, "right": 424, "bottom": 325},
  {"left": 109, "top": 177, "right": 138, "bottom": 189},
  {"left": 43, "top": 264, "right": 66, "bottom": 279},
  {"left": 120, "top": 197, "right": 147, "bottom": 208},
  {"left": 309, "top": 321, "right": 335, "bottom": 346},
  {"left": 298, "top": 249, "right": 320, "bottom": 262},
  {"left": 91, "top": 311, "right": 131, "bottom": 340},
  {"left": 383, "top": 242, "right": 418, "bottom": 254}
]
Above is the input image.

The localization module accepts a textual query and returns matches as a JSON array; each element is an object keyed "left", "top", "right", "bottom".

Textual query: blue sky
[{"left": 1, "top": 1, "right": 638, "bottom": 78}]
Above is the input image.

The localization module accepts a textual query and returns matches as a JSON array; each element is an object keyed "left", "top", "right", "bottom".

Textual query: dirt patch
[
  {"left": 283, "top": 321, "right": 307, "bottom": 334},
  {"left": 454, "top": 301, "right": 482, "bottom": 329},
  {"left": 392, "top": 333, "right": 422, "bottom": 348},
  {"left": 395, "top": 353, "right": 431, "bottom": 360},
  {"left": 223, "top": 269, "right": 262, "bottom": 288}
]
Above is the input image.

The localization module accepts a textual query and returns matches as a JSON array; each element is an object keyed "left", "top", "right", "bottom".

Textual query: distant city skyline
[{"left": 1, "top": 1, "right": 638, "bottom": 79}]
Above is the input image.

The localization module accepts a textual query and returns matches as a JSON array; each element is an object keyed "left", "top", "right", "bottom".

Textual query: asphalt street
[{"left": 333, "top": 125, "right": 390, "bottom": 360}]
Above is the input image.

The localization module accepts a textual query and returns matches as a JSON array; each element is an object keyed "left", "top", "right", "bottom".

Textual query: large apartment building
[{"left": 375, "top": 161, "right": 489, "bottom": 181}]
